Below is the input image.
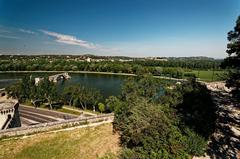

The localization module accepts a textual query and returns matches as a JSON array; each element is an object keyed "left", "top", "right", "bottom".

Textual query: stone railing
[{"left": 0, "top": 113, "right": 114, "bottom": 138}]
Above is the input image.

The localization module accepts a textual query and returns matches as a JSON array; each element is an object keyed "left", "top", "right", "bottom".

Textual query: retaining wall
[{"left": 0, "top": 113, "right": 114, "bottom": 138}]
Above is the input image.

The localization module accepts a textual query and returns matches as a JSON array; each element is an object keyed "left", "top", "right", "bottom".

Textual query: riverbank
[
  {"left": 0, "top": 70, "right": 189, "bottom": 82},
  {"left": 0, "top": 70, "right": 136, "bottom": 76}
]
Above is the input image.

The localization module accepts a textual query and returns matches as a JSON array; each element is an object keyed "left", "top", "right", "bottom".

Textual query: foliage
[
  {"left": 113, "top": 76, "right": 212, "bottom": 158},
  {"left": 6, "top": 76, "right": 61, "bottom": 109},
  {"left": 182, "top": 128, "right": 207, "bottom": 156},
  {"left": 165, "top": 78, "right": 217, "bottom": 138},
  {"left": 221, "top": 16, "right": 240, "bottom": 98},
  {"left": 37, "top": 77, "right": 60, "bottom": 109},
  {"left": 121, "top": 75, "right": 162, "bottom": 101},
  {"left": 98, "top": 102, "right": 105, "bottom": 113},
  {"left": 114, "top": 97, "right": 189, "bottom": 159},
  {"left": 105, "top": 96, "right": 122, "bottom": 112},
  {"left": 0, "top": 55, "right": 223, "bottom": 81},
  {"left": 63, "top": 84, "right": 102, "bottom": 111}
]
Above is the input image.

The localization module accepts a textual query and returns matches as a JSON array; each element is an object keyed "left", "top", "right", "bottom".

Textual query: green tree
[
  {"left": 6, "top": 82, "right": 22, "bottom": 100},
  {"left": 98, "top": 102, "right": 105, "bottom": 113},
  {"left": 63, "top": 85, "right": 81, "bottom": 106},
  {"left": 114, "top": 96, "right": 189, "bottom": 158},
  {"left": 105, "top": 96, "right": 122, "bottom": 112},
  {"left": 221, "top": 16, "right": 240, "bottom": 98},
  {"left": 63, "top": 85, "right": 102, "bottom": 111},
  {"left": 37, "top": 77, "right": 59, "bottom": 109}
]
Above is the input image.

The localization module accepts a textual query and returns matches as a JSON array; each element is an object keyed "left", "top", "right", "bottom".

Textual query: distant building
[
  {"left": 86, "top": 57, "right": 91, "bottom": 62},
  {"left": 146, "top": 57, "right": 168, "bottom": 61},
  {"left": 0, "top": 100, "right": 21, "bottom": 130},
  {"left": 35, "top": 77, "right": 44, "bottom": 85}
]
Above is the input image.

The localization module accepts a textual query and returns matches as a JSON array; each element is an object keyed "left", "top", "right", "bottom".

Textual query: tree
[
  {"left": 121, "top": 76, "right": 162, "bottom": 102},
  {"left": 63, "top": 85, "right": 102, "bottom": 111},
  {"left": 114, "top": 96, "right": 189, "bottom": 158},
  {"left": 37, "top": 77, "right": 59, "bottom": 109},
  {"left": 63, "top": 85, "right": 81, "bottom": 106},
  {"left": 105, "top": 96, "right": 122, "bottom": 112},
  {"left": 221, "top": 16, "right": 240, "bottom": 98},
  {"left": 6, "top": 82, "right": 22, "bottom": 100},
  {"left": 175, "top": 79, "right": 217, "bottom": 138},
  {"left": 98, "top": 102, "right": 105, "bottom": 113},
  {"left": 114, "top": 76, "right": 209, "bottom": 158}
]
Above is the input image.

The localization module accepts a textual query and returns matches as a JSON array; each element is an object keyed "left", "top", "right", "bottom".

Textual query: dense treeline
[
  {"left": 132, "top": 59, "right": 221, "bottom": 70},
  {"left": 0, "top": 57, "right": 222, "bottom": 79},
  {"left": 111, "top": 76, "right": 216, "bottom": 158},
  {"left": 0, "top": 58, "right": 221, "bottom": 71}
]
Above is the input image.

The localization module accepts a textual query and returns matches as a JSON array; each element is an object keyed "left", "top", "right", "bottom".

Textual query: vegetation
[
  {"left": 187, "top": 70, "right": 225, "bottom": 81},
  {"left": 6, "top": 76, "right": 61, "bottom": 109},
  {"left": 111, "top": 76, "right": 216, "bottom": 158},
  {"left": 0, "top": 124, "right": 120, "bottom": 159},
  {"left": 0, "top": 55, "right": 224, "bottom": 81},
  {"left": 221, "top": 16, "right": 240, "bottom": 98},
  {"left": 63, "top": 84, "right": 102, "bottom": 111},
  {"left": 98, "top": 103, "right": 105, "bottom": 113},
  {"left": 6, "top": 76, "right": 104, "bottom": 113}
]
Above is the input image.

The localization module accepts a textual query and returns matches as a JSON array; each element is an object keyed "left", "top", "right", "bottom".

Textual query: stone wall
[{"left": 0, "top": 113, "right": 114, "bottom": 138}]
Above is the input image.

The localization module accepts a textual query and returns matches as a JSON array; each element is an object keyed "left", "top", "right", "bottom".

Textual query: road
[{"left": 19, "top": 105, "right": 78, "bottom": 126}]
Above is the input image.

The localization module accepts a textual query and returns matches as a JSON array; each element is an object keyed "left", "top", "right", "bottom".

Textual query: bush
[
  {"left": 183, "top": 128, "right": 207, "bottom": 156},
  {"left": 98, "top": 102, "right": 105, "bottom": 113},
  {"left": 184, "top": 72, "right": 196, "bottom": 78}
]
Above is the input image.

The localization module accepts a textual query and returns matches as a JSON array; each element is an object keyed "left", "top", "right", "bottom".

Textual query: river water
[{"left": 0, "top": 72, "right": 126, "bottom": 98}]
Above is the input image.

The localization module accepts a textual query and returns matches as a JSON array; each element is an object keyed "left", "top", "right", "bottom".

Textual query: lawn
[
  {"left": 190, "top": 70, "right": 225, "bottom": 82},
  {"left": 0, "top": 124, "right": 120, "bottom": 159}
]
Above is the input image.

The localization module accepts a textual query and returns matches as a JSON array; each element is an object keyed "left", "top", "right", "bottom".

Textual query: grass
[
  {"left": 21, "top": 102, "right": 82, "bottom": 116},
  {"left": 190, "top": 70, "right": 225, "bottom": 82},
  {"left": 55, "top": 107, "right": 82, "bottom": 115},
  {"left": 0, "top": 124, "right": 120, "bottom": 159}
]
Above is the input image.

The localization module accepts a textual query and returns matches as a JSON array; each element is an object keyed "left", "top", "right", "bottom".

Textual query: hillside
[{"left": 0, "top": 124, "right": 120, "bottom": 159}]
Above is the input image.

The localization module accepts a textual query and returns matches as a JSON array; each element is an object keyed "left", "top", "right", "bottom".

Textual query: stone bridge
[
  {"left": 48, "top": 72, "right": 71, "bottom": 83},
  {"left": 35, "top": 72, "right": 71, "bottom": 84}
]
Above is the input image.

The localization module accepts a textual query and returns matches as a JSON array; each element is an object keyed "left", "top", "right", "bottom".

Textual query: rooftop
[{"left": 0, "top": 100, "right": 18, "bottom": 111}]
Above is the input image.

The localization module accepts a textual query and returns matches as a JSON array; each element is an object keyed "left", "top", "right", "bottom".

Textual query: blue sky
[{"left": 0, "top": 0, "right": 239, "bottom": 58}]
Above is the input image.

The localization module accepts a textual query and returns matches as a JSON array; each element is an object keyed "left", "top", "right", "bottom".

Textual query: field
[
  {"left": 0, "top": 124, "right": 120, "bottom": 159},
  {"left": 191, "top": 70, "right": 225, "bottom": 81}
]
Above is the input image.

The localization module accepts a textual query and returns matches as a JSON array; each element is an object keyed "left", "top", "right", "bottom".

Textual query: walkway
[
  {"left": 195, "top": 84, "right": 240, "bottom": 159},
  {"left": 207, "top": 91, "right": 240, "bottom": 158}
]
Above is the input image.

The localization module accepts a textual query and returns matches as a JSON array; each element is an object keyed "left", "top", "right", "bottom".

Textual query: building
[{"left": 0, "top": 100, "right": 21, "bottom": 130}]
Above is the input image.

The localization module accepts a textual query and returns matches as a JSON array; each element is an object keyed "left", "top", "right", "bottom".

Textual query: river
[{"left": 0, "top": 72, "right": 126, "bottom": 98}]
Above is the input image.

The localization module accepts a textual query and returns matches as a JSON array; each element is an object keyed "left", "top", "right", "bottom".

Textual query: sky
[{"left": 0, "top": 0, "right": 239, "bottom": 58}]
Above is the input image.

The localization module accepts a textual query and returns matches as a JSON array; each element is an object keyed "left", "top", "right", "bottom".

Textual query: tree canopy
[{"left": 221, "top": 16, "right": 240, "bottom": 98}]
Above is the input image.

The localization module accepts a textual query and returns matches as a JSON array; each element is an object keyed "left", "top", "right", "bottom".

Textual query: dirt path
[
  {"left": 207, "top": 91, "right": 240, "bottom": 158},
  {"left": 195, "top": 83, "right": 240, "bottom": 159}
]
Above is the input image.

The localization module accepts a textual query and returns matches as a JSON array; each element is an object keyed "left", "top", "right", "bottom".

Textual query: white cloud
[
  {"left": 0, "top": 29, "right": 11, "bottom": 33},
  {"left": 40, "top": 29, "right": 98, "bottom": 49},
  {"left": 0, "top": 34, "right": 20, "bottom": 39},
  {"left": 19, "top": 29, "right": 36, "bottom": 34}
]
